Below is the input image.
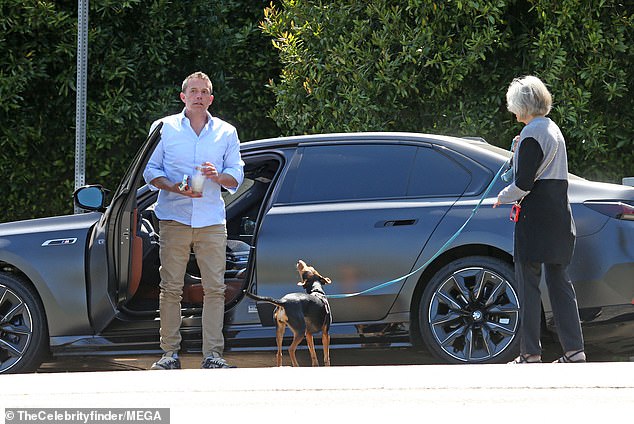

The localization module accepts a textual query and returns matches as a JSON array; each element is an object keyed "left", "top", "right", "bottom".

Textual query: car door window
[
  {"left": 407, "top": 147, "right": 471, "bottom": 197},
  {"left": 289, "top": 144, "right": 416, "bottom": 203},
  {"left": 288, "top": 144, "right": 471, "bottom": 203}
]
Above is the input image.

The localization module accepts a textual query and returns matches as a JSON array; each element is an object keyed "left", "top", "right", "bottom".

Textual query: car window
[
  {"left": 222, "top": 179, "right": 255, "bottom": 207},
  {"left": 408, "top": 148, "right": 471, "bottom": 196},
  {"left": 289, "top": 144, "right": 416, "bottom": 203}
]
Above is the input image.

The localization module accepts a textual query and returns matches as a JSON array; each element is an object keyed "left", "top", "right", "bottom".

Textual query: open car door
[{"left": 86, "top": 124, "right": 163, "bottom": 332}]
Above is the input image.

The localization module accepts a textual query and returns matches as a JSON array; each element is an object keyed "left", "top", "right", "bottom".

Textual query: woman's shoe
[
  {"left": 553, "top": 349, "right": 586, "bottom": 363},
  {"left": 508, "top": 354, "right": 541, "bottom": 364}
]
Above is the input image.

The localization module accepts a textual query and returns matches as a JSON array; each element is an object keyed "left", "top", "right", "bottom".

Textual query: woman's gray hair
[{"left": 506, "top": 75, "right": 552, "bottom": 119}]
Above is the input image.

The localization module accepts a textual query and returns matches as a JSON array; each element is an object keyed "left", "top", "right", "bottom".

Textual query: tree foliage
[
  {"left": 261, "top": 0, "right": 633, "bottom": 181},
  {"left": 0, "top": 0, "right": 77, "bottom": 221},
  {"left": 1, "top": 0, "right": 632, "bottom": 223},
  {"left": 0, "top": 0, "right": 280, "bottom": 222}
]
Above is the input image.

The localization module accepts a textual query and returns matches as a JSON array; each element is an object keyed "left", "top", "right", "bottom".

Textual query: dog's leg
[
  {"left": 321, "top": 325, "right": 331, "bottom": 367},
  {"left": 288, "top": 330, "right": 305, "bottom": 367},
  {"left": 275, "top": 321, "right": 286, "bottom": 367},
  {"left": 305, "top": 332, "right": 319, "bottom": 366}
]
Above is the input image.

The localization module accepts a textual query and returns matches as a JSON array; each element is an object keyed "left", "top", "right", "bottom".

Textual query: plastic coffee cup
[{"left": 190, "top": 168, "right": 205, "bottom": 194}]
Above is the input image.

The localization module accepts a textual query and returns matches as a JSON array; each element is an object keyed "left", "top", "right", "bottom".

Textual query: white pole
[{"left": 74, "top": 0, "right": 88, "bottom": 213}]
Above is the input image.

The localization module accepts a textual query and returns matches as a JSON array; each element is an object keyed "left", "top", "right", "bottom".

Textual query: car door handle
[{"left": 376, "top": 219, "right": 417, "bottom": 227}]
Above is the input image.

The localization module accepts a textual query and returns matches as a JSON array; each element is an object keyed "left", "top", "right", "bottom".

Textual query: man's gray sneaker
[
  {"left": 150, "top": 352, "right": 181, "bottom": 370},
  {"left": 201, "top": 355, "right": 236, "bottom": 369}
]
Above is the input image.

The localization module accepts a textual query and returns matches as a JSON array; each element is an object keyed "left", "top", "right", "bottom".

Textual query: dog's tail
[{"left": 243, "top": 290, "right": 285, "bottom": 308}]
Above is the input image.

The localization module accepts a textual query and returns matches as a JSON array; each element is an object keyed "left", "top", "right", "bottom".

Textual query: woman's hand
[{"left": 511, "top": 135, "right": 520, "bottom": 152}]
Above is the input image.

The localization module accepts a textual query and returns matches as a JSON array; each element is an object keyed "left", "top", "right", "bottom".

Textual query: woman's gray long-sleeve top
[{"left": 497, "top": 117, "right": 576, "bottom": 264}]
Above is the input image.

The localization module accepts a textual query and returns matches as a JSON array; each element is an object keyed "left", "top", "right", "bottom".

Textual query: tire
[
  {"left": 418, "top": 256, "right": 520, "bottom": 364},
  {"left": 0, "top": 273, "right": 48, "bottom": 374}
]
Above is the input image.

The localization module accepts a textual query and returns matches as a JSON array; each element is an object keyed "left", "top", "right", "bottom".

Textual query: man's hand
[
  {"left": 178, "top": 185, "right": 203, "bottom": 198},
  {"left": 200, "top": 161, "right": 238, "bottom": 189},
  {"left": 150, "top": 176, "right": 202, "bottom": 197},
  {"left": 200, "top": 162, "right": 220, "bottom": 182}
]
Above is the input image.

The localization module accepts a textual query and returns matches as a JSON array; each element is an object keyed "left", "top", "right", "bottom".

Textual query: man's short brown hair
[{"left": 182, "top": 71, "right": 213, "bottom": 94}]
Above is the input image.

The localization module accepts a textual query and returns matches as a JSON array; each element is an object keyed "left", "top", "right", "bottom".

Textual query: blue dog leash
[{"left": 327, "top": 153, "right": 512, "bottom": 300}]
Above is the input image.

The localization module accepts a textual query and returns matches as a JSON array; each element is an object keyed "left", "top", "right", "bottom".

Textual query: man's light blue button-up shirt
[{"left": 143, "top": 109, "right": 244, "bottom": 228}]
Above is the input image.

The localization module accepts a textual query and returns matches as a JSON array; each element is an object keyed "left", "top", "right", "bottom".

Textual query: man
[{"left": 143, "top": 71, "right": 244, "bottom": 369}]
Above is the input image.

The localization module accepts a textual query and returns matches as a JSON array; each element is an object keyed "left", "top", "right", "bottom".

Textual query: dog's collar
[
  {"left": 307, "top": 282, "right": 327, "bottom": 297},
  {"left": 311, "top": 291, "right": 332, "bottom": 323}
]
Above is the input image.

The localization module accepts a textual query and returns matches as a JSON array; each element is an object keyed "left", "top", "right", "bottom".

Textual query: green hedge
[
  {"left": 262, "top": 0, "right": 633, "bottom": 182},
  {"left": 0, "top": 0, "right": 280, "bottom": 222},
  {"left": 1, "top": 0, "right": 632, "bottom": 223}
]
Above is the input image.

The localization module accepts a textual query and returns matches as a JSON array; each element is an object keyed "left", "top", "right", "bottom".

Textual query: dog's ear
[
  {"left": 320, "top": 276, "right": 332, "bottom": 285},
  {"left": 313, "top": 270, "right": 332, "bottom": 285}
]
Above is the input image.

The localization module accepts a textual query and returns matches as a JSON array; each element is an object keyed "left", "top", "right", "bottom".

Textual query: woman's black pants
[{"left": 515, "top": 261, "right": 585, "bottom": 355}]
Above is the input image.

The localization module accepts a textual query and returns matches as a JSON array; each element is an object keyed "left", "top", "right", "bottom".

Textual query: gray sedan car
[{"left": 1, "top": 128, "right": 633, "bottom": 373}]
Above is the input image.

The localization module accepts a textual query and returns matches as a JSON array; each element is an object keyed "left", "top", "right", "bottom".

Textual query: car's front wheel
[
  {"left": 0, "top": 273, "right": 48, "bottom": 373},
  {"left": 418, "top": 256, "right": 520, "bottom": 364}
]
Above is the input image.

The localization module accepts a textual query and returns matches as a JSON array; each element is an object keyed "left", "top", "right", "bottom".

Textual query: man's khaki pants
[{"left": 158, "top": 220, "right": 227, "bottom": 358}]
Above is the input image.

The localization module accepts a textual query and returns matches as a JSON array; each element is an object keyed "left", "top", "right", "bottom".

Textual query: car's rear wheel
[
  {"left": 418, "top": 256, "right": 520, "bottom": 364},
  {"left": 0, "top": 273, "right": 48, "bottom": 374}
]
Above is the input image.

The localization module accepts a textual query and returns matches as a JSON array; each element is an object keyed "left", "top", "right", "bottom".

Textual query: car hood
[{"left": 0, "top": 212, "right": 101, "bottom": 238}]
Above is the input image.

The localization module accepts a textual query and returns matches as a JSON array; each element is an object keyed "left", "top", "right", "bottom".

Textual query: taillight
[{"left": 583, "top": 201, "right": 634, "bottom": 221}]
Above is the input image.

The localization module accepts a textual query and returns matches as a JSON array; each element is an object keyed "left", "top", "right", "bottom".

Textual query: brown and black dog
[{"left": 245, "top": 260, "right": 332, "bottom": 367}]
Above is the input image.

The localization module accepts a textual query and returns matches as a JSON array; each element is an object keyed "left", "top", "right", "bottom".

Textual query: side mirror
[{"left": 74, "top": 185, "right": 107, "bottom": 211}]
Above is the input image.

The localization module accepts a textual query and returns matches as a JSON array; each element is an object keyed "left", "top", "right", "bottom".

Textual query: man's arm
[
  {"left": 212, "top": 173, "right": 239, "bottom": 189},
  {"left": 218, "top": 129, "right": 244, "bottom": 193}
]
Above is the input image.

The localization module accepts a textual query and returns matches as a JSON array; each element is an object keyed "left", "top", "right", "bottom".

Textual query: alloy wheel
[
  {"left": 427, "top": 266, "right": 520, "bottom": 362},
  {"left": 0, "top": 283, "right": 34, "bottom": 373}
]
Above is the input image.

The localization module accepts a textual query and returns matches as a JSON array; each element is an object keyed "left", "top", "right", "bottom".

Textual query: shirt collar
[{"left": 179, "top": 108, "right": 214, "bottom": 129}]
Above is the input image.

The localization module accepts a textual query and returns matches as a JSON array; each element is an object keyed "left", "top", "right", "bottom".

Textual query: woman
[{"left": 494, "top": 75, "right": 585, "bottom": 363}]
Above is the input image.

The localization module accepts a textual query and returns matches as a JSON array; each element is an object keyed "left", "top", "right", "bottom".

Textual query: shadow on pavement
[{"left": 36, "top": 342, "right": 629, "bottom": 373}]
